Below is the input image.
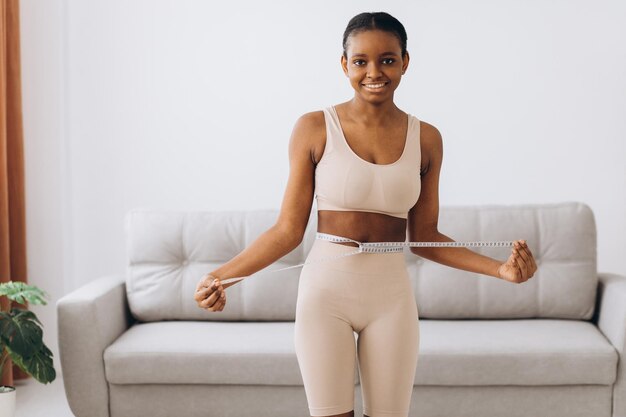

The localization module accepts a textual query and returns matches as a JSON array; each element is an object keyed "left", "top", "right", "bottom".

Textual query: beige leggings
[{"left": 295, "top": 238, "right": 420, "bottom": 417}]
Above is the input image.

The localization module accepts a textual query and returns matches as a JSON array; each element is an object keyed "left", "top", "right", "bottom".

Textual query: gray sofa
[{"left": 57, "top": 201, "right": 626, "bottom": 417}]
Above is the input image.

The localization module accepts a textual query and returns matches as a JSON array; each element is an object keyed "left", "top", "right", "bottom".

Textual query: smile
[{"left": 362, "top": 82, "right": 389, "bottom": 90}]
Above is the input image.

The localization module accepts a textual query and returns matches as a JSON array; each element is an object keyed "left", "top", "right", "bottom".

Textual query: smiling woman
[
  {"left": 195, "top": 10, "right": 536, "bottom": 417},
  {"left": 341, "top": 14, "right": 409, "bottom": 102}
]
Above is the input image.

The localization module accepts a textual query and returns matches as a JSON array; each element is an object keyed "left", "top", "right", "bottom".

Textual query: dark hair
[{"left": 342, "top": 12, "right": 408, "bottom": 58}]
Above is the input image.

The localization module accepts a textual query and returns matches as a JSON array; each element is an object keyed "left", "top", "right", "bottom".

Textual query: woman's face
[{"left": 341, "top": 29, "right": 409, "bottom": 104}]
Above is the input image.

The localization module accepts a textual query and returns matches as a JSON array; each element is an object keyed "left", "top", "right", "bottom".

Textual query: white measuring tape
[{"left": 212, "top": 232, "right": 515, "bottom": 286}]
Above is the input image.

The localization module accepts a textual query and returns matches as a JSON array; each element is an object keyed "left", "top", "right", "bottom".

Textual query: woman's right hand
[
  {"left": 194, "top": 274, "right": 226, "bottom": 312},
  {"left": 496, "top": 239, "right": 537, "bottom": 284}
]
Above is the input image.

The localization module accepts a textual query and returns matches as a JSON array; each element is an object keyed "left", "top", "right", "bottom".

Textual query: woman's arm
[
  {"left": 201, "top": 111, "right": 323, "bottom": 290},
  {"left": 407, "top": 122, "right": 535, "bottom": 281}
]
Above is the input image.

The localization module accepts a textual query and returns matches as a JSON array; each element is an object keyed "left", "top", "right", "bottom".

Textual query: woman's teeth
[{"left": 363, "top": 82, "right": 387, "bottom": 89}]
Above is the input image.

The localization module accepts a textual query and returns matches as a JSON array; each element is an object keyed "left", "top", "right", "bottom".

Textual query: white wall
[{"left": 20, "top": 0, "right": 626, "bottom": 375}]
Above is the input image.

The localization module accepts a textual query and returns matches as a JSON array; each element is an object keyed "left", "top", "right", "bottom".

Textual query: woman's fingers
[
  {"left": 510, "top": 257, "right": 522, "bottom": 282},
  {"left": 514, "top": 242, "right": 530, "bottom": 276},
  {"left": 523, "top": 241, "right": 538, "bottom": 272},
  {"left": 515, "top": 243, "right": 530, "bottom": 281},
  {"left": 205, "top": 297, "right": 224, "bottom": 311},
  {"left": 195, "top": 281, "right": 219, "bottom": 302},
  {"left": 508, "top": 243, "right": 524, "bottom": 282},
  {"left": 196, "top": 283, "right": 218, "bottom": 303},
  {"left": 196, "top": 274, "right": 216, "bottom": 291},
  {"left": 200, "top": 281, "right": 221, "bottom": 298},
  {"left": 514, "top": 241, "right": 530, "bottom": 262},
  {"left": 517, "top": 240, "right": 537, "bottom": 273},
  {"left": 199, "top": 279, "right": 224, "bottom": 296},
  {"left": 518, "top": 240, "right": 538, "bottom": 279},
  {"left": 200, "top": 289, "right": 220, "bottom": 307},
  {"left": 218, "top": 294, "right": 226, "bottom": 311},
  {"left": 205, "top": 291, "right": 226, "bottom": 312},
  {"left": 197, "top": 279, "right": 227, "bottom": 311}
]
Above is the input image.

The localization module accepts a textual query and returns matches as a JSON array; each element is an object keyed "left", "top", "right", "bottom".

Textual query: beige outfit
[{"left": 294, "top": 106, "right": 422, "bottom": 416}]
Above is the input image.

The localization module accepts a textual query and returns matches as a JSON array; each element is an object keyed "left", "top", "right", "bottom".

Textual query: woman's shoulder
[
  {"left": 416, "top": 119, "right": 443, "bottom": 161},
  {"left": 296, "top": 109, "right": 325, "bottom": 125},
  {"left": 290, "top": 110, "right": 328, "bottom": 164},
  {"left": 289, "top": 110, "right": 327, "bottom": 152},
  {"left": 417, "top": 119, "right": 441, "bottom": 140},
  {"left": 292, "top": 110, "right": 326, "bottom": 137}
]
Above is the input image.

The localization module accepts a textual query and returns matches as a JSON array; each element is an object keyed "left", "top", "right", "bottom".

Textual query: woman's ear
[
  {"left": 341, "top": 54, "right": 349, "bottom": 77},
  {"left": 402, "top": 51, "right": 410, "bottom": 74}
]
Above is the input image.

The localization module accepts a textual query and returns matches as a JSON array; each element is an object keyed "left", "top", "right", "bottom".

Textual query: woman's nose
[{"left": 366, "top": 62, "right": 383, "bottom": 78}]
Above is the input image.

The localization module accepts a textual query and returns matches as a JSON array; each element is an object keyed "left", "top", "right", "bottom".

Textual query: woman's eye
[{"left": 352, "top": 58, "right": 395, "bottom": 66}]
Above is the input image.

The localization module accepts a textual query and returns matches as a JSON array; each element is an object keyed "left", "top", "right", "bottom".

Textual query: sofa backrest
[{"left": 125, "top": 201, "right": 597, "bottom": 322}]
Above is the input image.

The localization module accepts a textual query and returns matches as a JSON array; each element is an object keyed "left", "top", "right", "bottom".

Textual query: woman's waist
[
  {"left": 316, "top": 210, "right": 408, "bottom": 241},
  {"left": 304, "top": 232, "right": 408, "bottom": 275},
  {"left": 316, "top": 232, "right": 408, "bottom": 252}
]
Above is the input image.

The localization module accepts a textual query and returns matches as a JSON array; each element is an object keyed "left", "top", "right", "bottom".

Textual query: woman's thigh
[
  {"left": 295, "top": 283, "right": 357, "bottom": 416},
  {"left": 357, "top": 290, "right": 419, "bottom": 417}
]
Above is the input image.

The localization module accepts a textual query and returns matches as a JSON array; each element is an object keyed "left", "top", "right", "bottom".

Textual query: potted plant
[{"left": 0, "top": 281, "right": 56, "bottom": 417}]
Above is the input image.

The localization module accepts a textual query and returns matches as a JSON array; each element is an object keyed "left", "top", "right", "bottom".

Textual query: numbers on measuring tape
[{"left": 316, "top": 232, "right": 514, "bottom": 251}]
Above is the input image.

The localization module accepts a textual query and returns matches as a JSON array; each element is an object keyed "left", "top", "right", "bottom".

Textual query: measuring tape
[{"left": 211, "top": 232, "right": 515, "bottom": 286}]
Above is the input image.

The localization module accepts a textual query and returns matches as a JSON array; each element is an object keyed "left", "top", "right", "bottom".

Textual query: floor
[{"left": 13, "top": 373, "right": 73, "bottom": 417}]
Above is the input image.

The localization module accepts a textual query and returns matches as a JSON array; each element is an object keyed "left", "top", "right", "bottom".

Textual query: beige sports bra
[{"left": 314, "top": 105, "right": 421, "bottom": 220}]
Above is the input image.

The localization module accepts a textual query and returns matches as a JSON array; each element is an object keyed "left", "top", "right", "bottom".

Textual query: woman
[{"left": 194, "top": 11, "right": 537, "bottom": 417}]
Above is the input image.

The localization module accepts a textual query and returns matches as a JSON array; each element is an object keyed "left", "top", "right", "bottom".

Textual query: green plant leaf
[
  {"left": 5, "top": 343, "right": 56, "bottom": 384},
  {"left": 11, "top": 307, "right": 42, "bottom": 327},
  {"left": 0, "top": 281, "right": 48, "bottom": 306},
  {"left": 0, "top": 311, "right": 12, "bottom": 344},
  {"left": 0, "top": 283, "right": 56, "bottom": 384},
  {"left": 0, "top": 308, "right": 44, "bottom": 362}
]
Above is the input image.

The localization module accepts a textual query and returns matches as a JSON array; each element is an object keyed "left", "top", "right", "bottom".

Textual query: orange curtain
[{"left": 0, "top": 0, "right": 29, "bottom": 386}]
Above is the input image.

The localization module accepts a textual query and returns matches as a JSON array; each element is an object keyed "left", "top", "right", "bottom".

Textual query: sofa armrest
[
  {"left": 57, "top": 274, "right": 134, "bottom": 417},
  {"left": 594, "top": 272, "right": 626, "bottom": 417}
]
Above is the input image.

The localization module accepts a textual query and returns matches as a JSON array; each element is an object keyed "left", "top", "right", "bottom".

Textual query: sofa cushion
[
  {"left": 125, "top": 209, "right": 313, "bottom": 322},
  {"left": 103, "top": 320, "right": 359, "bottom": 386},
  {"left": 125, "top": 202, "right": 597, "bottom": 322},
  {"left": 415, "top": 319, "right": 616, "bottom": 385},
  {"left": 413, "top": 202, "right": 598, "bottom": 320},
  {"left": 103, "top": 319, "right": 616, "bottom": 386}
]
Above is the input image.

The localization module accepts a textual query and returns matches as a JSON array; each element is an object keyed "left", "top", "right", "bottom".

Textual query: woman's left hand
[
  {"left": 194, "top": 274, "right": 226, "bottom": 312},
  {"left": 497, "top": 239, "right": 538, "bottom": 284}
]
